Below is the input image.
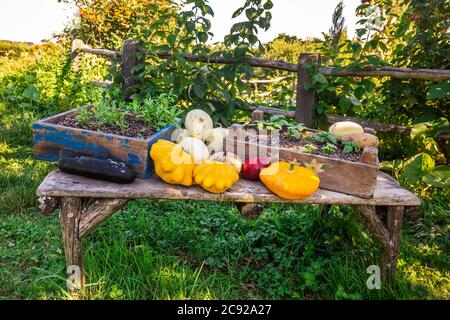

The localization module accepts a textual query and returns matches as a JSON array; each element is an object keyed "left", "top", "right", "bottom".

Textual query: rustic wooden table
[{"left": 37, "top": 170, "right": 421, "bottom": 291}]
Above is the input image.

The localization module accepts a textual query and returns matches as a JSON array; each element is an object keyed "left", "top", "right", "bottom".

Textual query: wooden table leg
[
  {"left": 79, "top": 198, "right": 129, "bottom": 238},
  {"left": 382, "top": 206, "right": 404, "bottom": 279},
  {"left": 60, "top": 197, "right": 85, "bottom": 296},
  {"left": 319, "top": 204, "right": 332, "bottom": 216},
  {"left": 235, "top": 202, "right": 264, "bottom": 219},
  {"left": 356, "top": 205, "right": 404, "bottom": 282},
  {"left": 59, "top": 197, "right": 128, "bottom": 297}
]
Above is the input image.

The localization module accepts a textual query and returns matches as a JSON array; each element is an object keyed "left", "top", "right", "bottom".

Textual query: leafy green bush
[
  {"left": 63, "top": 0, "right": 173, "bottom": 50},
  {"left": 306, "top": 0, "right": 449, "bottom": 190},
  {"left": 0, "top": 43, "right": 107, "bottom": 118},
  {"left": 264, "top": 34, "right": 323, "bottom": 64},
  {"left": 0, "top": 40, "right": 33, "bottom": 58}
]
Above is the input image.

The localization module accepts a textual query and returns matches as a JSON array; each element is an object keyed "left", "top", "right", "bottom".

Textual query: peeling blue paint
[
  {"left": 34, "top": 128, "right": 111, "bottom": 156},
  {"left": 127, "top": 153, "right": 142, "bottom": 165},
  {"left": 120, "top": 139, "right": 132, "bottom": 150},
  {"left": 143, "top": 124, "right": 174, "bottom": 178}
]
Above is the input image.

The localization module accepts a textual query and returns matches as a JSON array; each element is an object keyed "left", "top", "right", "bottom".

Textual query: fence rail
[
  {"left": 71, "top": 39, "right": 450, "bottom": 146},
  {"left": 72, "top": 40, "right": 450, "bottom": 81}
]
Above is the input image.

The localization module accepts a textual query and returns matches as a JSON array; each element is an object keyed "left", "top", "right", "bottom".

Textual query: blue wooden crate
[{"left": 32, "top": 107, "right": 175, "bottom": 179}]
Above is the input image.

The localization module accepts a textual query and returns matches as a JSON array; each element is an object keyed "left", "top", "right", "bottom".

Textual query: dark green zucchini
[{"left": 58, "top": 153, "right": 137, "bottom": 183}]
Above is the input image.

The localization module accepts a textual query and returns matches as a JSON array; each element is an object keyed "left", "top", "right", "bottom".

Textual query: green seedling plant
[
  {"left": 95, "top": 103, "right": 126, "bottom": 131},
  {"left": 252, "top": 114, "right": 289, "bottom": 131},
  {"left": 286, "top": 123, "right": 306, "bottom": 139},
  {"left": 75, "top": 107, "right": 93, "bottom": 127},
  {"left": 342, "top": 141, "right": 361, "bottom": 154},
  {"left": 126, "top": 92, "right": 181, "bottom": 129},
  {"left": 300, "top": 144, "right": 317, "bottom": 154},
  {"left": 76, "top": 101, "right": 126, "bottom": 132},
  {"left": 322, "top": 143, "right": 337, "bottom": 155},
  {"left": 252, "top": 115, "right": 306, "bottom": 139},
  {"left": 313, "top": 132, "right": 337, "bottom": 145},
  {"left": 75, "top": 92, "right": 181, "bottom": 133}
]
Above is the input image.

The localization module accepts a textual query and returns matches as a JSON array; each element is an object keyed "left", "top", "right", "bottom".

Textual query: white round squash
[
  {"left": 184, "top": 109, "right": 213, "bottom": 140},
  {"left": 203, "top": 128, "right": 230, "bottom": 153},
  {"left": 178, "top": 137, "right": 210, "bottom": 164},
  {"left": 328, "top": 121, "right": 364, "bottom": 140}
]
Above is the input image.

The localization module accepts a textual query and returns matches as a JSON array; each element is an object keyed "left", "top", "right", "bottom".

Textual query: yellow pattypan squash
[
  {"left": 150, "top": 139, "right": 194, "bottom": 186},
  {"left": 259, "top": 161, "right": 320, "bottom": 200},
  {"left": 193, "top": 160, "right": 239, "bottom": 193}
]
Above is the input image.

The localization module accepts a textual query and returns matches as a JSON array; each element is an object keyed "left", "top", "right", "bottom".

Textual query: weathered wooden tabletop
[{"left": 37, "top": 170, "right": 421, "bottom": 206}]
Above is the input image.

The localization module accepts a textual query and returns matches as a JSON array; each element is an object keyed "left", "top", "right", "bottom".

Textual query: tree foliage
[
  {"left": 308, "top": 0, "right": 449, "bottom": 189},
  {"left": 264, "top": 34, "right": 322, "bottom": 64},
  {"left": 329, "top": 1, "right": 346, "bottom": 49},
  {"left": 100, "top": 0, "right": 274, "bottom": 125},
  {"left": 64, "top": 0, "right": 173, "bottom": 49}
]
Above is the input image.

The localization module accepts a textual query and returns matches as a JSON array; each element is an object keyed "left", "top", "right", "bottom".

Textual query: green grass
[{"left": 0, "top": 43, "right": 449, "bottom": 300}]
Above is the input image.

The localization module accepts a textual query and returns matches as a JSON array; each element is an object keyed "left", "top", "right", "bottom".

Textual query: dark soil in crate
[
  {"left": 58, "top": 112, "right": 157, "bottom": 139},
  {"left": 242, "top": 129, "right": 361, "bottom": 162}
]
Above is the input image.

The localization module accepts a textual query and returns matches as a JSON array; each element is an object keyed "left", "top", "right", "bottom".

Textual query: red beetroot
[{"left": 241, "top": 157, "right": 271, "bottom": 181}]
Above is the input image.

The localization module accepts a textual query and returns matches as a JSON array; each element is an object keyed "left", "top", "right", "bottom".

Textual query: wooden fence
[{"left": 71, "top": 39, "right": 450, "bottom": 141}]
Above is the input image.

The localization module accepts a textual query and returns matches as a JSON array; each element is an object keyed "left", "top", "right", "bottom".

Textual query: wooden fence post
[
  {"left": 296, "top": 53, "right": 320, "bottom": 128},
  {"left": 121, "top": 38, "right": 143, "bottom": 100},
  {"left": 71, "top": 39, "right": 86, "bottom": 73}
]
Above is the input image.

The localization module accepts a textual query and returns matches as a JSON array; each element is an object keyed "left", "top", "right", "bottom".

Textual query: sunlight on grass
[
  {"left": 78, "top": 232, "right": 224, "bottom": 300},
  {"left": 400, "top": 263, "right": 450, "bottom": 299},
  {"left": 0, "top": 142, "right": 16, "bottom": 155},
  {"left": 0, "top": 155, "right": 54, "bottom": 214}
]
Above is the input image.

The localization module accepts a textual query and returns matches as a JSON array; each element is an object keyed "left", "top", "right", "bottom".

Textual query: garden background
[{"left": 0, "top": 0, "right": 448, "bottom": 299}]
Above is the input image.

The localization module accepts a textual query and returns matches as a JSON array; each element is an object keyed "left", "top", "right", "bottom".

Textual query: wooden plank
[
  {"left": 71, "top": 39, "right": 86, "bottom": 72},
  {"left": 251, "top": 110, "right": 264, "bottom": 121},
  {"left": 80, "top": 47, "right": 118, "bottom": 59},
  {"left": 121, "top": 39, "right": 143, "bottom": 99},
  {"left": 356, "top": 205, "right": 405, "bottom": 281},
  {"left": 37, "top": 170, "right": 421, "bottom": 206},
  {"left": 91, "top": 80, "right": 112, "bottom": 88},
  {"left": 320, "top": 66, "right": 450, "bottom": 82},
  {"left": 245, "top": 105, "right": 295, "bottom": 118},
  {"left": 243, "top": 76, "right": 289, "bottom": 84},
  {"left": 156, "top": 51, "right": 298, "bottom": 72},
  {"left": 296, "top": 54, "right": 320, "bottom": 127}
]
